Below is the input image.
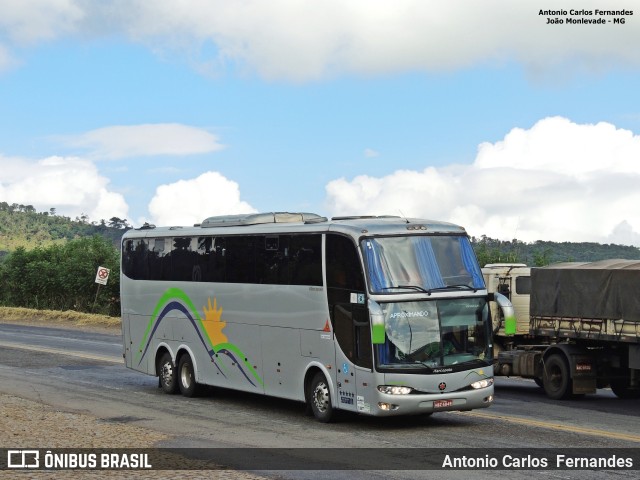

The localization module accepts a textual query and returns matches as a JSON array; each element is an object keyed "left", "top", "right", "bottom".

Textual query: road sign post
[
  {"left": 93, "top": 266, "right": 111, "bottom": 311},
  {"left": 95, "top": 267, "right": 110, "bottom": 285}
]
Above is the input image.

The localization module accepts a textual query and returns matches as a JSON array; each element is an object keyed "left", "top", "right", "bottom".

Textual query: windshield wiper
[
  {"left": 381, "top": 285, "right": 429, "bottom": 293},
  {"left": 426, "top": 284, "right": 478, "bottom": 294},
  {"left": 380, "top": 284, "right": 478, "bottom": 294}
]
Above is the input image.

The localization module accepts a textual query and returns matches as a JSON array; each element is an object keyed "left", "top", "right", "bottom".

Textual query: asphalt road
[{"left": 1, "top": 322, "right": 639, "bottom": 479}]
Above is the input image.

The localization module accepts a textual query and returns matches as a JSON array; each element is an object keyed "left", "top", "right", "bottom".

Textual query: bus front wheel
[
  {"left": 178, "top": 354, "right": 199, "bottom": 397},
  {"left": 307, "top": 372, "right": 335, "bottom": 423}
]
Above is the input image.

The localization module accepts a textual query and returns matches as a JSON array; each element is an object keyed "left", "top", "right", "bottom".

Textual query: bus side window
[
  {"left": 171, "top": 237, "right": 197, "bottom": 281},
  {"left": 289, "top": 235, "right": 322, "bottom": 286},
  {"left": 257, "top": 235, "right": 290, "bottom": 284},
  {"left": 253, "top": 234, "right": 323, "bottom": 286},
  {"left": 122, "top": 239, "right": 149, "bottom": 280},
  {"left": 149, "top": 238, "right": 169, "bottom": 281},
  {"left": 196, "top": 236, "right": 226, "bottom": 282},
  {"left": 326, "top": 234, "right": 365, "bottom": 291},
  {"left": 122, "top": 240, "right": 134, "bottom": 279},
  {"left": 225, "top": 236, "right": 257, "bottom": 284}
]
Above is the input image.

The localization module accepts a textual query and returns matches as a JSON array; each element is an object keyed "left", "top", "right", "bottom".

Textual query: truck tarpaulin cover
[{"left": 530, "top": 260, "right": 640, "bottom": 322}]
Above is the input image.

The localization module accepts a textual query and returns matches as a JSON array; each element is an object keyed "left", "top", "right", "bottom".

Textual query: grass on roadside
[{"left": 0, "top": 306, "right": 120, "bottom": 329}]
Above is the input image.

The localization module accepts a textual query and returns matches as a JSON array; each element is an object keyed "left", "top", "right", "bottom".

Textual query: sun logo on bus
[
  {"left": 202, "top": 297, "right": 228, "bottom": 345},
  {"left": 136, "top": 287, "right": 263, "bottom": 388}
]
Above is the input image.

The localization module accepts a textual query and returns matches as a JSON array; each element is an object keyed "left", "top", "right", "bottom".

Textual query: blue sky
[{"left": 1, "top": 1, "right": 640, "bottom": 245}]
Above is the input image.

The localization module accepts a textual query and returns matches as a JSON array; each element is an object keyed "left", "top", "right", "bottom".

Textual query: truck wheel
[
  {"left": 158, "top": 352, "right": 178, "bottom": 394},
  {"left": 610, "top": 379, "right": 640, "bottom": 399},
  {"left": 178, "top": 354, "right": 200, "bottom": 397},
  {"left": 307, "top": 372, "right": 335, "bottom": 423},
  {"left": 543, "top": 354, "right": 572, "bottom": 400}
]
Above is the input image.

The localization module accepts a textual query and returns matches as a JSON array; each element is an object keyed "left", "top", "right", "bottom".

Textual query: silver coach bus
[{"left": 121, "top": 212, "right": 499, "bottom": 422}]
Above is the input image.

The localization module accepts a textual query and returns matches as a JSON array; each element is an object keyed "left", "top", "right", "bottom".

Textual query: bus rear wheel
[
  {"left": 158, "top": 352, "right": 178, "bottom": 394},
  {"left": 307, "top": 372, "right": 335, "bottom": 423},
  {"left": 178, "top": 354, "right": 199, "bottom": 397}
]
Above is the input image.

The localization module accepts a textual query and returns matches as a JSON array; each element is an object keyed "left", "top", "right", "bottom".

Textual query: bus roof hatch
[{"left": 200, "top": 212, "right": 327, "bottom": 228}]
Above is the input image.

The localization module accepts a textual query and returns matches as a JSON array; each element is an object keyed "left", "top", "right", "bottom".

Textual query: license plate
[
  {"left": 576, "top": 363, "right": 592, "bottom": 372},
  {"left": 433, "top": 399, "right": 453, "bottom": 409}
]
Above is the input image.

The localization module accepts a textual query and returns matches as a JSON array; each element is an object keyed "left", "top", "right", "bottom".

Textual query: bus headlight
[
  {"left": 377, "top": 385, "right": 414, "bottom": 395},
  {"left": 470, "top": 378, "right": 494, "bottom": 389}
]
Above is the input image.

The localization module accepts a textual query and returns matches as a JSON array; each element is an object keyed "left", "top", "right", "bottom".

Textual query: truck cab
[{"left": 482, "top": 264, "right": 531, "bottom": 337}]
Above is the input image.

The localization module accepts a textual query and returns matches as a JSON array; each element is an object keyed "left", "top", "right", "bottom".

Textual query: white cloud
[
  {"left": 325, "top": 117, "right": 640, "bottom": 246},
  {"left": 124, "top": 1, "right": 640, "bottom": 81},
  {"left": 59, "top": 124, "right": 224, "bottom": 160},
  {"left": 0, "top": 43, "right": 19, "bottom": 73},
  {"left": 0, "top": 0, "right": 83, "bottom": 45},
  {"left": 608, "top": 221, "right": 640, "bottom": 246},
  {"left": 1, "top": 1, "right": 638, "bottom": 81},
  {"left": 148, "top": 171, "right": 257, "bottom": 226},
  {"left": 364, "top": 148, "right": 379, "bottom": 158},
  {"left": 0, "top": 155, "right": 128, "bottom": 221}
]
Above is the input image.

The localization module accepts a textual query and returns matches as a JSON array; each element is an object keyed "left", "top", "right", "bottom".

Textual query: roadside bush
[{"left": 0, "top": 236, "right": 120, "bottom": 316}]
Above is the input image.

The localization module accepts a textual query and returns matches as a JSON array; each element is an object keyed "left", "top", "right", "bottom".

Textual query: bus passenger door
[
  {"left": 332, "top": 302, "right": 372, "bottom": 412},
  {"left": 326, "top": 233, "right": 373, "bottom": 413}
]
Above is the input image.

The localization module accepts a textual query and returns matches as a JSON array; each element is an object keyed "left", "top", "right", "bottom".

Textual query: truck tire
[
  {"left": 307, "top": 372, "right": 335, "bottom": 423},
  {"left": 543, "top": 353, "right": 572, "bottom": 400},
  {"left": 610, "top": 379, "right": 640, "bottom": 399}
]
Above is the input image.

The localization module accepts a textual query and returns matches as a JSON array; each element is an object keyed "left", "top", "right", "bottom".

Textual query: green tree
[
  {"left": 0, "top": 236, "right": 120, "bottom": 315},
  {"left": 473, "top": 236, "right": 522, "bottom": 267},
  {"left": 108, "top": 217, "right": 130, "bottom": 229},
  {"left": 532, "top": 248, "right": 553, "bottom": 267}
]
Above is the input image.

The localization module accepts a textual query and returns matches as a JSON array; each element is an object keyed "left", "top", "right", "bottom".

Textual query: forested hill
[
  {"left": 0, "top": 203, "right": 128, "bottom": 256},
  {"left": 2, "top": 204, "right": 640, "bottom": 267},
  {"left": 472, "top": 235, "right": 640, "bottom": 267}
]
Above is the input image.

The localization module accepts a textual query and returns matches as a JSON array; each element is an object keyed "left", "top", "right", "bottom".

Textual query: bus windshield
[
  {"left": 361, "top": 235, "right": 484, "bottom": 294},
  {"left": 375, "top": 298, "right": 490, "bottom": 369}
]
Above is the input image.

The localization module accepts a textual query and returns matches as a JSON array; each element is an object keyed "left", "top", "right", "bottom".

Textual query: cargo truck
[{"left": 482, "top": 261, "right": 640, "bottom": 400}]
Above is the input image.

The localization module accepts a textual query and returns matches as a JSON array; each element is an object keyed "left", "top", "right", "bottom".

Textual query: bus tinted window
[
  {"left": 123, "top": 238, "right": 149, "bottom": 280},
  {"left": 257, "top": 235, "right": 290, "bottom": 284},
  {"left": 225, "top": 236, "right": 258, "bottom": 283},
  {"left": 289, "top": 235, "right": 322, "bottom": 286},
  {"left": 170, "top": 237, "right": 197, "bottom": 281},
  {"left": 326, "top": 234, "right": 365, "bottom": 291},
  {"left": 149, "top": 238, "right": 169, "bottom": 280},
  {"left": 195, "top": 236, "right": 226, "bottom": 282},
  {"left": 256, "top": 235, "right": 322, "bottom": 286},
  {"left": 123, "top": 234, "right": 321, "bottom": 286}
]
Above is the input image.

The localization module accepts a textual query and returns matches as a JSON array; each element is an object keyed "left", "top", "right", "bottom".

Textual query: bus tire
[
  {"left": 178, "top": 354, "right": 199, "bottom": 397},
  {"left": 307, "top": 372, "right": 335, "bottom": 423},
  {"left": 158, "top": 352, "right": 179, "bottom": 394},
  {"left": 543, "top": 353, "right": 572, "bottom": 400}
]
